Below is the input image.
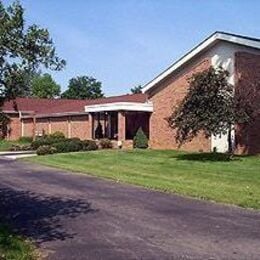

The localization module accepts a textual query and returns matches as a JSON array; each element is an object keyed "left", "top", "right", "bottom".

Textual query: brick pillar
[
  {"left": 68, "top": 117, "right": 71, "bottom": 138},
  {"left": 107, "top": 113, "right": 111, "bottom": 138},
  {"left": 48, "top": 118, "right": 51, "bottom": 134},
  {"left": 118, "top": 111, "right": 126, "bottom": 141},
  {"left": 88, "top": 113, "right": 93, "bottom": 139},
  {"left": 32, "top": 113, "right": 36, "bottom": 141}
]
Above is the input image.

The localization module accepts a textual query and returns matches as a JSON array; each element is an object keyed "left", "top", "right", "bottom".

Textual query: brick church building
[{"left": 2, "top": 32, "right": 260, "bottom": 154}]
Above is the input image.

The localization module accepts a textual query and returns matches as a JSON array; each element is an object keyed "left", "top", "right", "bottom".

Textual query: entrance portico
[{"left": 85, "top": 102, "right": 153, "bottom": 146}]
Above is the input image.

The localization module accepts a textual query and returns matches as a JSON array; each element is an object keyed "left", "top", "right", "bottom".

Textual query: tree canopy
[
  {"left": 167, "top": 67, "right": 251, "bottom": 150},
  {"left": 0, "top": 0, "right": 65, "bottom": 106},
  {"left": 31, "top": 73, "right": 61, "bottom": 98},
  {"left": 130, "top": 85, "right": 142, "bottom": 94},
  {"left": 61, "top": 76, "right": 104, "bottom": 100}
]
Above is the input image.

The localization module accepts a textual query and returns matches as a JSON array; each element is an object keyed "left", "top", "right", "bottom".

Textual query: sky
[{"left": 3, "top": 0, "right": 260, "bottom": 96}]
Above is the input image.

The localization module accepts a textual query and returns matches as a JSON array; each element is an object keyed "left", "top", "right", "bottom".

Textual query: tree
[
  {"left": 133, "top": 127, "right": 149, "bottom": 149},
  {"left": 61, "top": 76, "right": 104, "bottom": 100},
  {"left": 130, "top": 85, "right": 142, "bottom": 94},
  {"left": 0, "top": 112, "right": 10, "bottom": 138},
  {"left": 167, "top": 67, "right": 251, "bottom": 152},
  {"left": 31, "top": 73, "right": 60, "bottom": 98},
  {"left": 0, "top": 1, "right": 65, "bottom": 107}
]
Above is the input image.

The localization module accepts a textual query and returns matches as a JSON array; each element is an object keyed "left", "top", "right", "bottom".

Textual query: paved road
[{"left": 0, "top": 158, "right": 259, "bottom": 260}]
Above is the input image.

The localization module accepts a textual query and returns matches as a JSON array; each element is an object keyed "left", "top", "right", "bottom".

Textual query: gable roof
[
  {"left": 142, "top": 31, "right": 260, "bottom": 93},
  {"left": 2, "top": 93, "right": 148, "bottom": 118}
]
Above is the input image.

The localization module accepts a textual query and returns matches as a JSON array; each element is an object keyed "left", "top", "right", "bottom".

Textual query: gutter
[{"left": 21, "top": 111, "right": 89, "bottom": 119}]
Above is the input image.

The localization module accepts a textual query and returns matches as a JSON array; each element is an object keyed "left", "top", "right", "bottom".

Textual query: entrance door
[
  {"left": 211, "top": 129, "right": 235, "bottom": 153},
  {"left": 211, "top": 133, "right": 229, "bottom": 153}
]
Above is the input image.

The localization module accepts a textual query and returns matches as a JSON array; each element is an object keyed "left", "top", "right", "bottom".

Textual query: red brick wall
[
  {"left": 21, "top": 115, "right": 91, "bottom": 140},
  {"left": 118, "top": 111, "right": 126, "bottom": 141},
  {"left": 7, "top": 114, "right": 21, "bottom": 140},
  {"left": 50, "top": 117, "right": 69, "bottom": 137},
  {"left": 148, "top": 58, "right": 211, "bottom": 152},
  {"left": 71, "top": 115, "right": 91, "bottom": 140},
  {"left": 36, "top": 118, "right": 49, "bottom": 136},
  {"left": 23, "top": 118, "right": 34, "bottom": 137},
  {"left": 234, "top": 52, "right": 260, "bottom": 154}
]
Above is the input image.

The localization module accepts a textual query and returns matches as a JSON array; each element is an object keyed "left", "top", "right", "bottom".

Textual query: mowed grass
[
  {"left": 0, "top": 140, "right": 30, "bottom": 151},
  {"left": 0, "top": 225, "right": 36, "bottom": 260},
  {"left": 26, "top": 150, "right": 260, "bottom": 209}
]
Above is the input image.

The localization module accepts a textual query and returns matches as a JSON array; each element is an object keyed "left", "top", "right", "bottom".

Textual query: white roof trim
[
  {"left": 85, "top": 102, "right": 153, "bottom": 113},
  {"left": 142, "top": 32, "right": 260, "bottom": 93},
  {"left": 22, "top": 111, "right": 89, "bottom": 119}
]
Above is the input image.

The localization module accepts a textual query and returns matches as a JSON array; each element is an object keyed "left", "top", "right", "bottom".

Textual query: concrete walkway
[{"left": 0, "top": 158, "right": 259, "bottom": 259}]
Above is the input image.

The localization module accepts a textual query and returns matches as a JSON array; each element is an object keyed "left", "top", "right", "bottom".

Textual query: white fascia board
[
  {"left": 21, "top": 112, "right": 89, "bottom": 119},
  {"left": 85, "top": 102, "right": 153, "bottom": 113},
  {"left": 142, "top": 32, "right": 260, "bottom": 93},
  {"left": 219, "top": 33, "right": 260, "bottom": 50}
]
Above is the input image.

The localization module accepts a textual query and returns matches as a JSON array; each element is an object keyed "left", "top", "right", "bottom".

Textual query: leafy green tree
[
  {"left": 61, "top": 76, "right": 104, "bottom": 100},
  {"left": 130, "top": 85, "right": 142, "bottom": 94},
  {"left": 31, "top": 73, "right": 60, "bottom": 98},
  {"left": 0, "top": 112, "right": 10, "bottom": 138},
  {"left": 0, "top": 1, "right": 65, "bottom": 107},
  {"left": 167, "top": 67, "right": 251, "bottom": 152}
]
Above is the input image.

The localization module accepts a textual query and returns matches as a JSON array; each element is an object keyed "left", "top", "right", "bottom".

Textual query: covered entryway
[{"left": 85, "top": 101, "right": 153, "bottom": 147}]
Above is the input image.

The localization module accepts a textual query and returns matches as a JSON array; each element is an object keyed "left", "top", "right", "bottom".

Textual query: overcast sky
[{"left": 4, "top": 0, "right": 260, "bottom": 95}]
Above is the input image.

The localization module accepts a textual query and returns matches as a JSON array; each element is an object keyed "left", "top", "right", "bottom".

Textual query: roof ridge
[{"left": 142, "top": 31, "right": 260, "bottom": 93}]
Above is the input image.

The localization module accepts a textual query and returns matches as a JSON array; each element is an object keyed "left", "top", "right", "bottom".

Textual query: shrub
[
  {"left": 133, "top": 127, "right": 148, "bottom": 149},
  {"left": 99, "top": 138, "right": 112, "bottom": 149},
  {"left": 10, "top": 144, "right": 32, "bottom": 151},
  {"left": 49, "top": 131, "right": 65, "bottom": 139},
  {"left": 31, "top": 134, "right": 66, "bottom": 150},
  {"left": 82, "top": 140, "right": 98, "bottom": 151},
  {"left": 52, "top": 139, "right": 83, "bottom": 153},
  {"left": 36, "top": 145, "right": 57, "bottom": 156},
  {"left": 31, "top": 138, "right": 51, "bottom": 150},
  {"left": 18, "top": 136, "right": 33, "bottom": 143},
  {"left": 69, "top": 137, "right": 81, "bottom": 142}
]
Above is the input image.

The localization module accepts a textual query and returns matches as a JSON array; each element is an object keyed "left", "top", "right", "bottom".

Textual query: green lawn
[
  {"left": 0, "top": 140, "right": 30, "bottom": 151},
  {"left": 0, "top": 225, "right": 36, "bottom": 260},
  {"left": 26, "top": 150, "right": 260, "bottom": 209}
]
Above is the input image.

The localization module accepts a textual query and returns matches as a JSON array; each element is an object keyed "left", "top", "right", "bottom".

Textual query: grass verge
[
  {"left": 0, "top": 225, "right": 36, "bottom": 260},
  {"left": 25, "top": 149, "right": 260, "bottom": 209},
  {"left": 0, "top": 140, "right": 30, "bottom": 151}
]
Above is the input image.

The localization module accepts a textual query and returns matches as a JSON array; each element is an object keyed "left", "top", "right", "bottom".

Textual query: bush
[
  {"left": 31, "top": 138, "right": 51, "bottom": 150},
  {"left": 18, "top": 136, "right": 33, "bottom": 143},
  {"left": 99, "top": 138, "right": 112, "bottom": 149},
  {"left": 49, "top": 131, "right": 65, "bottom": 139},
  {"left": 82, "top": 140, "right": 98, "bottom": 151},
  {"left": 69, "top": 137, "right": 81, "bottom": 142},
  {"left": 133, "top": 127, "right": 148, "bottom": 149},
  {"left": 36, "top": 145, "right": 57, "bottom": 156},
  {"left": 31, "top": 134, "right": 66, "bottom": 150},
  {"left": 10, "top": 144, "right": 32, "bottom": 151},
  {"left": 33, "top": 134, "right": 98, "bottom": 154},
  {"left": 52, "top": 139, "right": 83, "bottom": 153}
]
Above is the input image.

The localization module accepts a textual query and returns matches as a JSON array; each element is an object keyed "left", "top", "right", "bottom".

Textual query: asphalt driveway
[{"left": 0, "top": 158, "right": 259, "bottom": 260}]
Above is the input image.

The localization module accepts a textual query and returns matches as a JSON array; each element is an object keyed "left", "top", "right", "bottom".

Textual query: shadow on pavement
[{"left": 0, "top": 186, "right": 97, "bottom": 243}]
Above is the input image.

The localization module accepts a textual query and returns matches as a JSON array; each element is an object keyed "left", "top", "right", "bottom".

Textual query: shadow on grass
[
  {"left": 174, "top": 152, "right": 241, "bottom": 162},
  {"left": 0, "top": 186, "right": 98, "bottom": 244}
]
